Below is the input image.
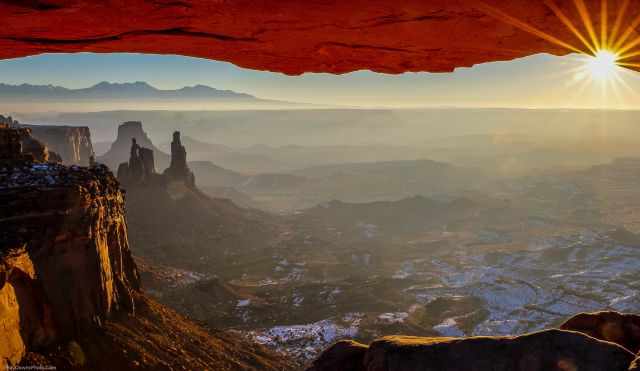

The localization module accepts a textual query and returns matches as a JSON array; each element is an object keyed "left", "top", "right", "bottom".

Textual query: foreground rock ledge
[
  {"left": 0, "top": 162, "right": 140, "bottom": 366},
  {"left": 1, "top": 0, "right": 640, "bottom": 74},
  {"left": 307, "top": 329, "right": 636, "bottom": 371}
]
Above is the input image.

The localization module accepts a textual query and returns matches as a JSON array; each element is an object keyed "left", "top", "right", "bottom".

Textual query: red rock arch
[{"left": 1, "top": 0, "right": 639, "bottom": 74}]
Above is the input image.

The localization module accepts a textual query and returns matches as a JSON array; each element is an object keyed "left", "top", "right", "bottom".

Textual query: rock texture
[
  {"left": 117, "top": 138, "right": 157, "bottom": 186},
  {"left": 560, "top": 311, "right": 640, "bottom": 354},
  {"left": 0, "top": 124, "right": 291, "bottom": 370},
  {"left": 163, "top": 131, "right": 195, "bottom": 187},
  {"left": 99, "top": 121, "right": 169, "bottom": 171},
  {"left": 0, "top": 124, "right": 140, "bottom": 367},
  {"left": 117, "top": 128, "right": 194, "bottom": 187},
  {"left": 24, "top": 124, "right": 94, "bottom": 166},
  {"left": 0, "top": 121, "right": 51, "bottom": 163},
  {"left": 0, "top": 1, "right": 639, "bottom": 74},
  {"left": 306, "top": 340, "right": 368, "bottom": 371},
  {"left": 307, "top": 330, "right": 636, "bottom": 371}
]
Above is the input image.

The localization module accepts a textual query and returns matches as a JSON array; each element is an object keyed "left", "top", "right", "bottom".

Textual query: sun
[{"left": 584, "top": 50, "right": 620, "bottom": 81}]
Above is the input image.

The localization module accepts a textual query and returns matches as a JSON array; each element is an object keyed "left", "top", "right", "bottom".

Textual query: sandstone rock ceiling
[{"left": 1, "top": 0, "right": 640, "bottom": 74}]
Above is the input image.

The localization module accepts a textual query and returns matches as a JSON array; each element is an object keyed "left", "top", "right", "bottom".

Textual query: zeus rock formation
[{"left": 163, "top": 131, "right": 195, "bottom": 187}]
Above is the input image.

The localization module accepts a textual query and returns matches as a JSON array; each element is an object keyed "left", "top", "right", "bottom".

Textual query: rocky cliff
[
  {"left": 0, "top": 124, "right": 291, "bottom": 370},
  {"left": 0, "top": 160, "right": 139, "bottom": 367},
  {"left": 25, "top": 124, "right": 94, "bottom": 166}
]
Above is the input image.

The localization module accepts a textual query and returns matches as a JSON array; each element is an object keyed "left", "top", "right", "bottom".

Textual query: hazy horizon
[{"left": 2, "top": 52, "right": 640, "bottom": 112}]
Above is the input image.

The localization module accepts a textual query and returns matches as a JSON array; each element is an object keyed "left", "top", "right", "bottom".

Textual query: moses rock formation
[{"left": 307, "top": 329, "right": 636, "bottom": 371}]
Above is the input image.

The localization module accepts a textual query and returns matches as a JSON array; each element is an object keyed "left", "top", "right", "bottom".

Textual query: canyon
[
  {"left": 0, "top": 123, "right": 291, "bottom": 370},
  {"left": 3, "top": 0, "right": 640, "bottom": 369},
  {"left": 4, "top": 116, "right": 640, "bottom": 370}
]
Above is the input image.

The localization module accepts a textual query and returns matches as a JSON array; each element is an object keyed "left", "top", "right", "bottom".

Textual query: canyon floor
[{"left": 131, "top": 156, "right": 640, "bottom": 366}]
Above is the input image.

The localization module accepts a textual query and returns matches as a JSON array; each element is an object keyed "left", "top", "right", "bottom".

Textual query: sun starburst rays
[{"left": 479, "top": 0, "right": 640, "bottom": 106}]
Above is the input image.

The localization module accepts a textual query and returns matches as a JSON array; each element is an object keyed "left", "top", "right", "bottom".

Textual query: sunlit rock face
[
  {"left": 0, "top": 1, "right": 638, "bottom": 74},
  {"left": 0, "top": 126, "right": 140, "bottom": 367}
]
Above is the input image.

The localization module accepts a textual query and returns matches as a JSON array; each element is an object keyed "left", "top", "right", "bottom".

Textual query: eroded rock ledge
[
  {"left": 1, "top": 1, "right": 640, "bottom": 74},
  {"left": 0, "top": 125, "right": 139, "bottom": 367}
]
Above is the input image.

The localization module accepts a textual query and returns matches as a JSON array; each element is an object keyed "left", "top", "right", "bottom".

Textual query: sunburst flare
[{"left": 479, "top": 0, "right": 640, "bottom": 104}]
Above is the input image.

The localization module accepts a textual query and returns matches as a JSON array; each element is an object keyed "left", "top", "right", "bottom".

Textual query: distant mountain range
[{"left": 0, "top": 81, "right": 259, "bottom": 101}]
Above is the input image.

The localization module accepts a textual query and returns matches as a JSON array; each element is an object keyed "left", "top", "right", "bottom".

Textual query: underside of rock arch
[{"left": 1, "top": 0, "right": 639, "bottom": 74}]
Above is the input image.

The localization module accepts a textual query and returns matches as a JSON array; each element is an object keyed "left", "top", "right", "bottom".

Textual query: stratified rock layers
[
  {"left": 0, "top": 163, "right": 139, "bottom": 366},
  {"left": 25, "top": 125, "right": 94, "bottom": 165}
]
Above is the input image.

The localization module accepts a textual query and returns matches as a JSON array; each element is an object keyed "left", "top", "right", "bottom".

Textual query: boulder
[
  {"left": 363, "top": 331, "right": 634, "bottom": 371},
  {"left": 306, "top": 340, "right": 368, "bottom": 371},
  {"left": 560, "top": 311, "right": 640, "bottom": 353},
  {"left": 309, "top": 329, "right": 635, "bottom": 371}
]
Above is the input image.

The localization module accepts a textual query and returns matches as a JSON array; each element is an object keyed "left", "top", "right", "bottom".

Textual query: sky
[{"left": 1, "top": 52, "right": 640, "bottom": 109}]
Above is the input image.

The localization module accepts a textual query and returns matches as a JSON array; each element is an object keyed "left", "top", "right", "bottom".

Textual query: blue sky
[{"left": 1, "top": 52, "right": 639, "bottom": 109}]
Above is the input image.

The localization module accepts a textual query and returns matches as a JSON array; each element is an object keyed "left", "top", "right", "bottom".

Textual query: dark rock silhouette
[
  {"left": 117, "top": 138, "right": 158, "bottom": 186},
  {"left": 560, "top": 311, "right": 640, "bottom": 354},
  {"left": 306, "top": 340, "right": 367, "bottom": 371},
  {"left": 117, "top": 130, "right": 195, "bottom": 188},
  {"left": 98, "top": 121, "right": 168, "bottom": 171},
  {"left": 308, "top": 330, "right": 635, "bottom": 371},
  {"left": 163, "top": 131, "right": 195, "bottom": 187}
]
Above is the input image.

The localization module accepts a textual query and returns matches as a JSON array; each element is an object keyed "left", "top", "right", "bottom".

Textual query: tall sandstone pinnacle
[{"left": 163, "top": 131, "right": 195, "bottom": 187}]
